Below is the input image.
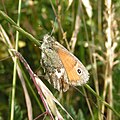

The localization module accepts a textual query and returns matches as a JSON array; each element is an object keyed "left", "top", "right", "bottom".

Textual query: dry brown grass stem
[
  {"left": 101, "top": 0, "right": 119, "bottom": 120},
  {"left": 70, "top": 1, "right": 81, "bottom": 53},
  {"left": 49, "top": 0, "right": 70, "bottom": 50}
]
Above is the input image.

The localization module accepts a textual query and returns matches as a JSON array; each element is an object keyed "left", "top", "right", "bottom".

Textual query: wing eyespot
[{"left": 77, "top": 68, "right": 82, "bottom": 75}]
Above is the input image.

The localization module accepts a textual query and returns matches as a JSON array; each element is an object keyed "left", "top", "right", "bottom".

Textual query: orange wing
[{"left": 57, "top": 48, "right": 81, "bottom": 82}]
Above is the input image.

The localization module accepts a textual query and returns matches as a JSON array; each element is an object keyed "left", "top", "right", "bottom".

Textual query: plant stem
[
  {"left": 85, "top": 84, "right": 120, "bottom": 118},
  {"left": 10, "top": 0, "right": 21, "bottom": 120},
  {"left": 0, "top": 10, "right": 41, "bottom": 46}
]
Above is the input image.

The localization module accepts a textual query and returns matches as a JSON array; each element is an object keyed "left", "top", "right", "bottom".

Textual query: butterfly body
[{"left": 41, "top": 34, "right": 89, "bottom": 92}]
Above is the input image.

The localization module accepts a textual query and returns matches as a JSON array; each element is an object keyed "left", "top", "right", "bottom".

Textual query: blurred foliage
[{"left": 0, "top": 0, "right": 120, "bottom": 120}]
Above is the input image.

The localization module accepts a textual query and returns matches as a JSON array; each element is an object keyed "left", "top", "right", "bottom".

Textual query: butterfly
[{"left": 41, "top": 34, "right": 89, "bottom": 92}]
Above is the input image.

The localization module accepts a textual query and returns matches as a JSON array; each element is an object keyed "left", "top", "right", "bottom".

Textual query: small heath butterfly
[{"left": 41, "top": 34, "right": 89, "bottom": 92}]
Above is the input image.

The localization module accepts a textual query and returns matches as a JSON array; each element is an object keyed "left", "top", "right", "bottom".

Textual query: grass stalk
[
  {"left": 80, "top": 1, "right": 99, "bottom": 119},
  {"left": 0, "top": 24, "right": 44, "bottom": 116},
  {"left": 90, "top": 17, "right": 101, "bottom": 119},
  {"left": 85, "top": 84, "right": 120, "bottom": 118},
  {"left": 10, "top": 0, "right": 21, "bottom": 120},
  {"left": 0, "top": 10, "right": 41, "bottom": 46},
  {"left": 101, "top": 0, "right": 114, "bottom": 120},
  {"left": 49, "top": 0, "right": 70, "bottom": 50}
]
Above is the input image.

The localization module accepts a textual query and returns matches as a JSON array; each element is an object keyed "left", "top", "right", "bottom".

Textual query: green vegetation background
[{"left": 0, "top": 0, "right": 120, "bottom": 120}]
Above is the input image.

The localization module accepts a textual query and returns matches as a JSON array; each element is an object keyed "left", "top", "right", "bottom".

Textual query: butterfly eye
[{"left": 77, "top": 68, "right": 82, "bottom": 75}]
